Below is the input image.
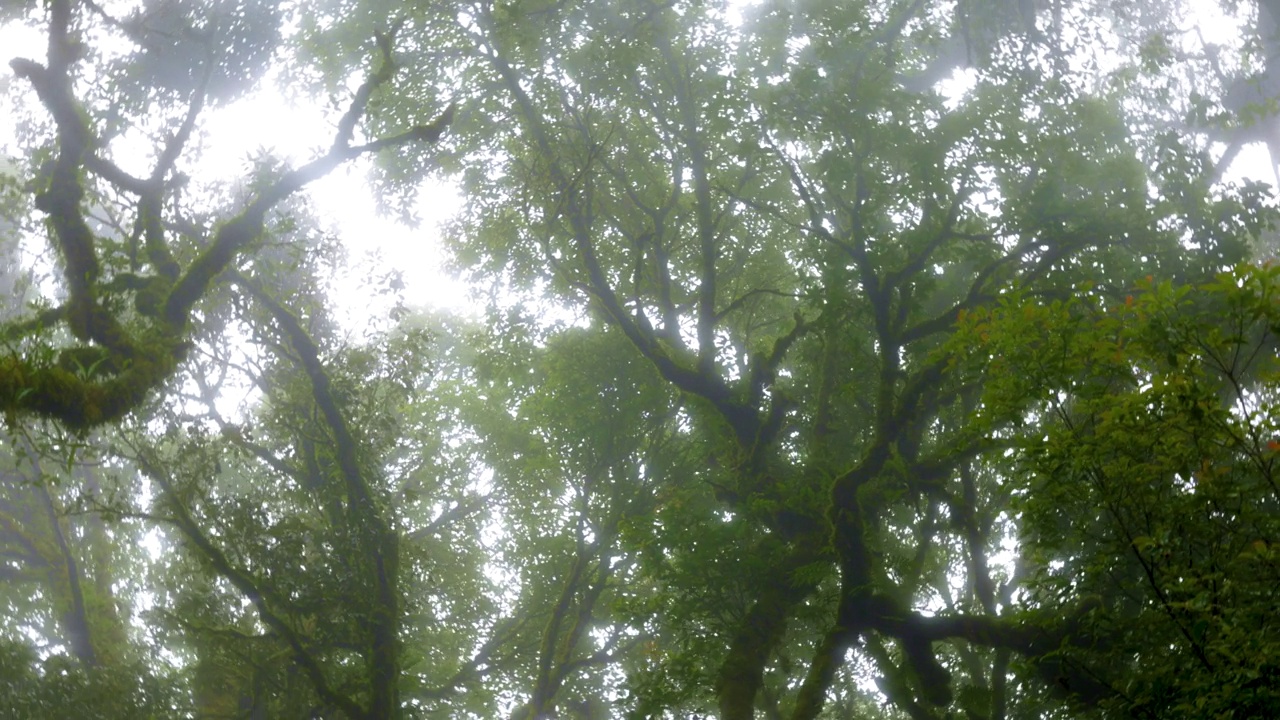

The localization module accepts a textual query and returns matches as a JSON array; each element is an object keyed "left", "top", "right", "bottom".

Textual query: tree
[
  {"left": 313, "top": 0, "right": 1260, "bottom": 715},
  {"left": 950, "top": 265, "right": 1280, "bottom": 718},
  {"left": 3, "top": 0, "right": 1280, "bottom": 718},
  {"left": 0, "top": 0, "right": 452, "bottom": 430},
  {"left": 2, "top": 1, "right": 462, "bottom": 718},
  {"left": 299, "top": 0, "right": 1275, "bottom": 715}
]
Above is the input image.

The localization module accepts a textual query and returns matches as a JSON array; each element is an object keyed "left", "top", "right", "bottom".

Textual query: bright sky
[{"left": 195, "top": 82, "right": 470, "bottom": 318}]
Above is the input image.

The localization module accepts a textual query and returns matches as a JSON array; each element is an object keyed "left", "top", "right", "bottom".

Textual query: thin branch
[
  {"left": 134, "top": 449, "right": 363, "bottom": 719},
  {"left": 236, "top": 271, "right": 402, "bottom": 718}
]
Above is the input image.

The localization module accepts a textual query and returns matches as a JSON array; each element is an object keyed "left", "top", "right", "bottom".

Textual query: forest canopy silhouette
[{"left": 2, "top": 0, "right": 1280, "bottom": 718}]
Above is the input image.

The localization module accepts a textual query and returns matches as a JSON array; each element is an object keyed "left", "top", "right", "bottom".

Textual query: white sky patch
[
  {"left": 1221, "top": 140, "right": 1280, "bottom": 187},
  {"left": 306, "top": 165, "right": 470, "bottom": 316},
  {"left": 0, "top": 23, "right": 43, "bottom": 74},
  {"left": 1197, "top": 5, "right": 1280, "bottom": 187},
  {"left": 180, "top": 71, "right": 473, "bottom": 318},
  {"left": 938, "top": 67, "right": 978, "bottom": 109}
]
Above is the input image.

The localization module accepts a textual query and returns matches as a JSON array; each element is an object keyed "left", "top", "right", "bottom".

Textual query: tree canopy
[{"left": 2, "top": 0, "right": 1280, "bottom": 718}]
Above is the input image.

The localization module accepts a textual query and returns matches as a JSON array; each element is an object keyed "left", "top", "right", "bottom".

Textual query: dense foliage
[{"left": 2, "top": 0, "right": 1280, "bottom": 718}]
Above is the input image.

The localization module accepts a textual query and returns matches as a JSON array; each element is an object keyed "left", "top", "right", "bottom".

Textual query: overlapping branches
[{"left": 2, "top": 0, "right": 454, "bottom": 431}]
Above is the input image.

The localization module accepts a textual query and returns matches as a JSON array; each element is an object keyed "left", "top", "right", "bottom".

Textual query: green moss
[{"left": 56, "top": 346, "right": 119, "bottom": 378}]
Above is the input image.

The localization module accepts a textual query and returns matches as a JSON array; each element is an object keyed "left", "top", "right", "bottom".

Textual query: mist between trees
[{"left": 2, "top": 0, "right": 1280, "bottom": 718}]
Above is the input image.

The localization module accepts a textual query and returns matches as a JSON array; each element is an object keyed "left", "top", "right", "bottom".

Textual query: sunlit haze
[{"left": 0, "top": 19, "right": 468, "bottom": 333}]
